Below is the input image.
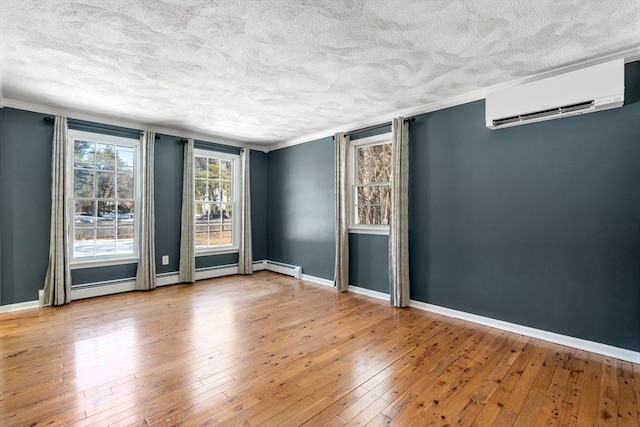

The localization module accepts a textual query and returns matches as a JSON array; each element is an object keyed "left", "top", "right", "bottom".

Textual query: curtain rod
[
  {"left": 43, "top": 116, "right": 161, "bottom": 140},
  {"left": 333, "top": 117, "right": 415, "bottom": 140}
]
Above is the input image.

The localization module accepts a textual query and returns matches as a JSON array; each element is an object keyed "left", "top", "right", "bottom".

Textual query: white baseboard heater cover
[{"left": 265, "top": 260, "right": 302, "bottom": 279}]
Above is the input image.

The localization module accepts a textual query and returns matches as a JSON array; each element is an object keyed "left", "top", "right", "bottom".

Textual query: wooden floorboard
[{"left": 1, "top": 271, "right": 638, "bottom": 426}]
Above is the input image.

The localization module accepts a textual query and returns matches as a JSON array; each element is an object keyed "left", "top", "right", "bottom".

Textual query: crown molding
[
  {"left": 2, "top": 47, "right": 638, "bottom": 153},
  {"left": 271, "top": 46, "right": 640, "bottom": 152},
  {"left": 0, "top": 98, "right": 270, "bottom": 153}
]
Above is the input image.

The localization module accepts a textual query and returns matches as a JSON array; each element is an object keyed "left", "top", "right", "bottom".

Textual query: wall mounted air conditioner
[{"left": 486, "top": 58, "right": 624, "bottom": 129}]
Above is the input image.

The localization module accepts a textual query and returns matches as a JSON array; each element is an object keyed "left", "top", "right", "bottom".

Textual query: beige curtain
[
  {"left": 136, "top": 131, "right": 156, "bottom": 290},
  {"left": 334, "top": 132, "right": 350, "bottom": 292},
  {"left": 238, "top": 148, "right": 253, "bottom": 274},
  {"left": 389, "top": 118, "right": 410, "bottom": 307},
  {"left": 179, "top": 138, "right": 196, "bottom": 282},
  {"left": 43, "top": 116, "right": 72, "bottom": 306}
]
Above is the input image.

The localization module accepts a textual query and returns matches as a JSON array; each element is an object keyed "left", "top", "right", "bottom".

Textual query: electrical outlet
[{"left": 162, "top": 255, "right": 169, "bottom": 265}]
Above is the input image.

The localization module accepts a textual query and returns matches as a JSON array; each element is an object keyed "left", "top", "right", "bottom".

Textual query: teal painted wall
[{"left": 266, "top": 137, "right": 335, "bottom": 279}]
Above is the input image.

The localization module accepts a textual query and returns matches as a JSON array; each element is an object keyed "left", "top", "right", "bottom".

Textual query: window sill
[
  {"left": 196, "top": 247, "right": 239, "bottom": 256},
  {"left": 349, "top": 227, "right": 389, "bottom": 236},
  {"left": 71, "top": 257, "right": 138, "bottom": 270}
]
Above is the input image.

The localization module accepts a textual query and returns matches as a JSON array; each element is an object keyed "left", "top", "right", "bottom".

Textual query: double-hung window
[
  {"left": 69, "top": 130, "right": 140, "bottom": 265},
  {"left": 350, "top": 133, "right": 392, "bottom": 234},
  {"left": 194, "top": 149, "right": 240, "bottom": 253}
]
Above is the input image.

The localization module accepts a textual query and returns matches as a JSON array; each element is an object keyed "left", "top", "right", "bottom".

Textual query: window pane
[
  {"left": 118, "top": 201, "right": 135, "bottom": 226},
  {"left": 194, "top": 154, "right": 236, "bottom": 250},
  {"left": 356, "top": 186, "right": 381, "bottom": 205},
  {"left": 70, "top": 132, "right": 139, "bottom": 262},
  {"left": 196, "top": 202, "right": 209, "bottom": 223},
  {"left": 380, "top": 186, "right": 391, "bottom": 214},
  {"left": 209, "top": 228, "right": 222, "bottom": 247},
  {"left": 357, "top": 143, "right": 392, "bottom": 185},
  {"left": 357, "top": 205, "right": 370, "bottom": 225},
  {"left": 210, "top": 182, "right": 220, "bottom": 202},
  {"left": 97, "top": 201, "right": 116, "bottom": 226},
  {"left": 74, "top": 201, "right": 95, "bottom": 227},
  {"left": 381, "top": 199, "right": 390, "bottom": 226},
  {"left": 221, "top": 204, "right": 233, "bottom": 246},
  {"left": 74, "top": 170, "right": 94, "bottom": 197},
  {"left": 208, "top": 203, "right": 224, "bottom": 223},
  {"left": 357, "top": 146, "right": 368, "bottom": 164},
  {"left": 96, "top": 144, "right": 116, "bottom": 171},
  {"left": 371, "top": 205, "right": 383, "bottom": 225},
  {"left": 74, "top": 229, "right": 95, "bottom": 258},
  {"left": 356, "top": 204, "right": 387, "bottom": 225},
  {"left": 116, "top": 228, "right": 134, "bottom": 255},
  {"left": 196, "top": 225, "right": 209, "bottom": 248},
  {"left": 117, "top": 146, "right": 134, "bottom": 173},
  {"left": 195, "top": 179, "right": 208, "bottom": 202},
  {"left": 377, "top": 162, "right": 391, "bottom": 182},
  {"left": 223, "top": 203, "right": 233, "bottom": 220},
  {"left": 195, "top": 157, "right": 208, "bottom": 178},
  {"left": 220, "top": 160, "right": 231, "bottom": 180},
  {"left": 74, "top": 141, "right": 95, "bottom": 169},
  {"left": 221, "top": 182, "right": 231, "bottom": 202},
  {"left": 95, "top": 171, "right": 115, "bottom": 198},
  {"left": 382, "top": 143, "right": 392, "bottom": 160},
  {"left": 358, "top": 161, "right": 390, "bottom": 184},
  {"left": 95, "top": 228, "right": 116, "bottom": 256},
  {"left": 208, "top": 158, "right": 220, "bottom": 180},
  {"left": 117, "top": 173, "right": 134, "bottom": 199}
]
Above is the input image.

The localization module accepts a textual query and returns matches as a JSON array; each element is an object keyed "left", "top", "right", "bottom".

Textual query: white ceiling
[{"left": 1, "top": 0, "right": 639, "bottom": 146}]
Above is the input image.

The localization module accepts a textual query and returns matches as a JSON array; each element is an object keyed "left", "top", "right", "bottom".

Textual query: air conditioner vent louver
[
  {"left": 485, "top": 59, "right": 624, "bottom": 129},
  {"left": 492, "top": 101, "right": 595, "bottom": 128}
]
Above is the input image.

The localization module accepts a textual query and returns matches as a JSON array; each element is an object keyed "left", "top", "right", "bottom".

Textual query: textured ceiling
[{"left": 1, "top": 0, "right": 639, "bottom": 145}]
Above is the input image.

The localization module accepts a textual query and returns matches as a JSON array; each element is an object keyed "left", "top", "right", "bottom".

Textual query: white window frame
[
  {"left": 349, "top": 132, "right": 392, "bottom": 235},
  {"left": 194, "top": 149, "right": 241, "bottom": 255},
  {"left": 67, "top": 130, "right": 141, "bottom": 268}
]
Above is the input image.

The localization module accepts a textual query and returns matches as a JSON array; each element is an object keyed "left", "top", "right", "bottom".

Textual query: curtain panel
[
  {"left": 389, "top": 118, "right": 410, "bottom": 307},
  {"left": 179, "top": 138, "right": 196, "bottom": 283},
  {"left": 238, "top": 149, "right": 253, "bottom": 275},
  {"left": 43, "top": 115, "right": 72, "bottom": 306},
  {"left": 136, "top": 131, "right": 157, "bottom": 290},
  {"left": 334, "top": 132, "right": 350, "bottom": 292}
]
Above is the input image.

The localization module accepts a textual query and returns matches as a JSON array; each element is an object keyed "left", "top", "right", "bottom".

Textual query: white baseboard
[
  {"left": 348, "top": 285, "right": 389, "bottom": 301},
  {"left": 408, "top": 300, "right": 640, "bottom": 364},
  {"left": 344, "top": 285, "right": 639, "bottom": 363},
  {"left": 0, "top": 299, "right": 40, "bottom": 313},
  {"left": 301, "top": 274, "right": 334, "bottom": 287}
]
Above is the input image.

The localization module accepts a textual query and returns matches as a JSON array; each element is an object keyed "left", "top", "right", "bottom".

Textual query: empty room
[{"left": 1, "top": 0, "right": 639, "bottom": 425}]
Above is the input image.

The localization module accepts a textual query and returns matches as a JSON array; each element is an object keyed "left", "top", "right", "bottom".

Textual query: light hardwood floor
[{"left": 1, "top": 271, "right": 638, "bottom": 426}]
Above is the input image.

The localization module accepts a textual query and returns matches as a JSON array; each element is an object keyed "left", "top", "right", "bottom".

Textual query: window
[
  {"left": 350, "top": 133, "right": 392, "bottom": 233},
  {"left": 194, "top": 150, "right": 240, "bottom": 253},
  {"left": 69, "top": 130, "right": 139, "bottom": 264}
]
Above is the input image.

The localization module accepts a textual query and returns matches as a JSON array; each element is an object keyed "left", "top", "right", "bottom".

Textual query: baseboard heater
[
  {"left": 71, "top": 277, "right": 135, "bottom": 290},
  {"left": 196, "top": 263, "right": 237, "bottom": 272},
  {"left": 264, "top": 260, "right": 302, "bottom": 279}
]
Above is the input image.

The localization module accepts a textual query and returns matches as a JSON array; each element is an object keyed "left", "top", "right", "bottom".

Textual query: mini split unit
[{"left": 485, "top": 58, "right": 625, "bottom": 129}]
